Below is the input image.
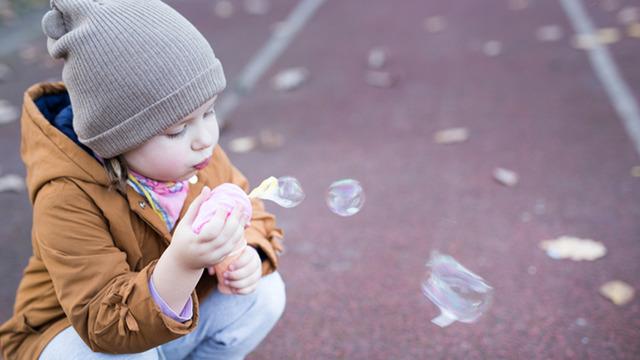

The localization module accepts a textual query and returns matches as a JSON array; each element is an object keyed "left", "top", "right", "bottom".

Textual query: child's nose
[{"left": 192, "top": 120, "right": 217, "bottom": 150}]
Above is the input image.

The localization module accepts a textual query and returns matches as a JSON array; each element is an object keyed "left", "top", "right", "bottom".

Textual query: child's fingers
[
  {"left": 181, "top": 186, "right": 210, "bottom": 225},
  {"left": 207, "top": 266, "right": 215, "bottom": 276},
  {"left": 226, "top": 265, "right": 261, "bottom": 290},
  {"left": 234, "top": 283, "right": 258, "bottom": 295},
  {"left": 197, "top": 206, "right": 227, "bottom": 242},
  {"left": 214, "top": 206, "right": 243, "bottom": 244},
  {"left": 225, "top": 245, "right": 251, "bottom": 273}
]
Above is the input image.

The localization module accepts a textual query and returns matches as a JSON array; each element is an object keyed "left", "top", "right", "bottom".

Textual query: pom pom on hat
[{"left": 42, "top": 9, "right": 66, "bottom": 40}]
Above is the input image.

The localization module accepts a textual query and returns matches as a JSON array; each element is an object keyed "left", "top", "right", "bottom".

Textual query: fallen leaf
[
  {"left": 493, "top": 167, "right": 519, "bottom": 187},
  {"left": 618, "top": 6, "right": 639, "bottom": 25},
  {"left": 572, "top": 28, "right": 621, "bottom": 49},
  {"left": 0, "top": 99, "right": 19, "bottom": 124},
  {"left": 539, "top": 236, "right": 606, "bottom": 261},
  {"left": 536, "top": 25, "right": 564, "bottom": 42},
  {"left": 600, "top": 0, "right": 620, "bottom": 12},
  {"left": 367, "top": 47, "right": 387, "bottom": 69},
  {"left": 271, "top": 67, "right": 309, "bottom": 91},
  {"left": 0, "top": 174, "right": 25, "bottom": 193},
  {"left": 628, "top": 23, "right": 640, "bottom": 38},
  {"left": 600, "top": 280, "right": 634, "bottom": 305},
  {"left": 229, "top": 136, "right": 257, "bottom": 153},
  {"left": 259, "top": 129, "right": 284, "bottom": 149},
  {"left": 434, "top": 127, "right": 469, "bottom": 144},
  {"left": 0, "top": 63, "right": 11, "bottom": 81},
  {"left": 482, "top": 41, "right": 502, "bottom": 56},
  {"left": 365, "top": 70, "right": 395, "bottom": 88},
  {"left": 244, "top": 0, "right": 269, "bottom": 15},
  {"left": 213, "top": 0, "right": 234, "bottom": 18},
  {"left": 423, "top": 16, "right": 446, "bottom": 33},
  {"left": 508, "top": 0, "right": 529, "bottom": 11},
  {"left": 19, "top": 46, "right": 39, "bottom": 62},
  {"left": 0, "top": 2, "right": 16, "bottom": 22}
]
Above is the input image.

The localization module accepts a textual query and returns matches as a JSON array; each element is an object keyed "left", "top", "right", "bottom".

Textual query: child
[{"left": 0, "top": 0, "right": 286, "bottom": 359}]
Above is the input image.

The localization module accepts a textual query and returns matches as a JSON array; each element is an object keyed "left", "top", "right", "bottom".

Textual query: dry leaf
[
  {"left": 213, "top": 0, "right": 234, "bottom": 18},
  {"left": 365, "top": 70, "right": 395, "bottom": 88},
  {"left": 508, "top": 0, "right": 529, "bottom": 11},
  {"left": 0, "top": 63, "right": 11, "bottom": 82},
  {"left": 434, "top": 127, "right": 469, "bottom": 144},
  {"left": 572, "top": 28, "right": 621, "bottom": 49},
  {"left": 423, "top": 16, "right": 446, "bottom": 33},
  {"left": 631, "top": 166, "right": 640, "bottom": 177},
  {"left": 272, "top": 67, "right": 309, "bottom": 91},
  {"left": 482, "top": 41, "right": 502, "bottom": 56},
  {"left": 628, "top": 23, "right": 640, "bottom": 38},
  {"left": 244, "top": 0, "right": 269, "bottom": 15},
  {"left": 367, "top": 47, "right": 387, "bottom": 69},
  {"left": 536, "top": 25, "right": 564, "bottom": 42},
  {"left": 229, "top": 136, "right": 257, "bottom": 153},
  {"left": 600, "top": 280, "right": 634, "bottom": 305},
  {"left": 539, "top": 236, "right": 606, "bottom": 261},
  {"left": 0, "top": 99, "right": 19, "bottom": 124},
  {"left": 493, "top": 167, "right": 519, "bottom": 187},
  {"left": 618, "top": 7, "right": 639, "bottom": 25},
  {"left": 259, "top": 129, "right": 284, "bottom": 149},
  {"left": 600, "top": 0, "right": 620, "bottom": 12},
  {"left": 0, "top": 174, "right": 25, "bottom": 193},
  {"left": 0, "top": 1, "right": 16, "bottom": 22}
]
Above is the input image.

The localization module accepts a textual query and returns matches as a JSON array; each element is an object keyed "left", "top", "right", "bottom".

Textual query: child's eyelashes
[
  {"left": 166, "top": 125, "right": 187, "bottom": 138},
  {"left": 204, "top": 108, "right": 216, "bottom": 119},
  {"left": 166, "top": 107, "right": 215, "bottom": 139}
]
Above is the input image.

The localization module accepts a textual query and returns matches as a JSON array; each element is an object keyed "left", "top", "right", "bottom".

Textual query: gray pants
[{"left": 39, "top": 272, "right": 286, "bottom": 360}]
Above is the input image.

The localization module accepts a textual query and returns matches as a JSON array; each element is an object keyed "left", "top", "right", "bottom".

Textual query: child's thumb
[{"left": 182, "top": 186, "right": 210, "bottom": 224}]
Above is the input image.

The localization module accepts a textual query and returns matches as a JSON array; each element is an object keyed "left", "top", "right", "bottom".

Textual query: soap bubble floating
[
  {"left": 326, "top": 179, "right": 365, "bottom": 216},
  {"left": 421, "top": 251, "right": 493, "bottom": 327},
  {"left": 249, "top": 176, "right": 305, "bottom": 208}
]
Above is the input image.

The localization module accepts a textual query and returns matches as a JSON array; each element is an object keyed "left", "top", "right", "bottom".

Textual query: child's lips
[{"left": 194, "top": 158, "right": 210, "bottom": 170}]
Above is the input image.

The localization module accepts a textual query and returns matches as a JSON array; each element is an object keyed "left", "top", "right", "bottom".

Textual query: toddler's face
[{"left": 123, "top": 96, "right": 219, "bottom": 182}]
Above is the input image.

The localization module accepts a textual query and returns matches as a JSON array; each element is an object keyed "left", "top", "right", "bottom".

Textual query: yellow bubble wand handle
[{"left": 248, "top": 176, "right": 279, "bottom": 200}]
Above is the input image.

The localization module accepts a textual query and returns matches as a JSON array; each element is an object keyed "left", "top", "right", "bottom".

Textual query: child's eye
[
  {"left": 204, "top": 108, "right": 216, "bottom": 118},
  {"left": 166, "top": 126, "right": 186, "bottom": 138}
]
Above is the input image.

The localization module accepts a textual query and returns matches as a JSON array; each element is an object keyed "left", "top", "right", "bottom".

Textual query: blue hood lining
[{"left": 34, "top": 92, "right": 94, "bottom": 156}]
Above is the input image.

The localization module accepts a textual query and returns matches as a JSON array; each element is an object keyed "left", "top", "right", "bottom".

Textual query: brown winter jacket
[{"left": 0, "top": 82, "right": 283, "bottom": 359}]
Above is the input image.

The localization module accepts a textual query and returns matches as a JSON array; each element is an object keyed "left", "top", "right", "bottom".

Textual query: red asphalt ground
[{"left": 1, "top": 0, "right": 639, "bottom": 359}]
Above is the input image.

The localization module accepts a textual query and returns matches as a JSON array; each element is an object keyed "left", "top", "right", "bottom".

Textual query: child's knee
[{"left": 258, "top": 271, "right": 286, "bottom": 324}]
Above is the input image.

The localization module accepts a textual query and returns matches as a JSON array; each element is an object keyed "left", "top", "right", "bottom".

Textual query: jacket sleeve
[
  {"left": 34, "top": 181, "right": 198, "bottom": 354},
  {"left": 215, "top": 147, "right": 284, "bottom": 275}
]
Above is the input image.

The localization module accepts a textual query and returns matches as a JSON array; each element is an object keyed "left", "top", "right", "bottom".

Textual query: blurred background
[{"left": 1, "top": 0, "right": 640, "bottom": 358}]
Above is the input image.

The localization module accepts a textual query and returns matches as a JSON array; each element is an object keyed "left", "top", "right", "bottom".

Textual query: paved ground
[{"left": 1, "top": 0, "right": 639, "bottom": 359}]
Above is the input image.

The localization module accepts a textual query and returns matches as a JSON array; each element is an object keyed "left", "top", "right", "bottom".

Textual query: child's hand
[
  {"left": 222, "top": 246, "right": 262, "bottom": 295},
  {"left": 169, "top": 186, "right": 249, "bottom": 271}
]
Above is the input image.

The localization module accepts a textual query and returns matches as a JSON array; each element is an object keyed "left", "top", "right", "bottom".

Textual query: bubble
[
  {"left": 421, "top": 251, "right": 494, "bottom": 327},
  {"left": 272, "top": 176, "right": 305, "bottom": 208},
  {"left": 326, "top": 179, "right": 365, "bottom": 216},
  {"left": 249, "top": 176, "right": 305, "bottom": 208}
]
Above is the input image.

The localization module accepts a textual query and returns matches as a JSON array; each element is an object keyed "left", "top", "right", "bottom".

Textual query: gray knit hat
[{"left": 42, "top": 0, "right": 226, "bottom": 158}]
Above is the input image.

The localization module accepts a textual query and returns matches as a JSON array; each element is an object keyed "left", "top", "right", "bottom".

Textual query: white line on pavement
[
  {"left": 560, "top": 0, "right": 640, "bottom": 158},
  {"left": 216, "top": 0, "right": 327, "bottom": 124}
]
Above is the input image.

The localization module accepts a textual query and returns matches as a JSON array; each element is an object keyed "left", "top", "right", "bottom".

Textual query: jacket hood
[{"left": 21, "top": 82, "right": 109, "bottom": 204}]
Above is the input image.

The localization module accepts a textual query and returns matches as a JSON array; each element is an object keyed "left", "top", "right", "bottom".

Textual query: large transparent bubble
[
  {"left": 421, "top": 251, "right": 493, "bottom": 327},
  {"left": 326, "top": 179, "right": 365, "bottom": 216},
  {"left": 249, "top": 176, "right": 305, "bottom": 208}
]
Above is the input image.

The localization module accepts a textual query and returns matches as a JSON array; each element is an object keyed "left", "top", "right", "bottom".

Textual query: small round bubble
[
  {"left": 274, "top": 176, "right": 305, "bottom": 208},
  {"left": 326, "top": 179, "right": 365, "bottom": 216}
]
